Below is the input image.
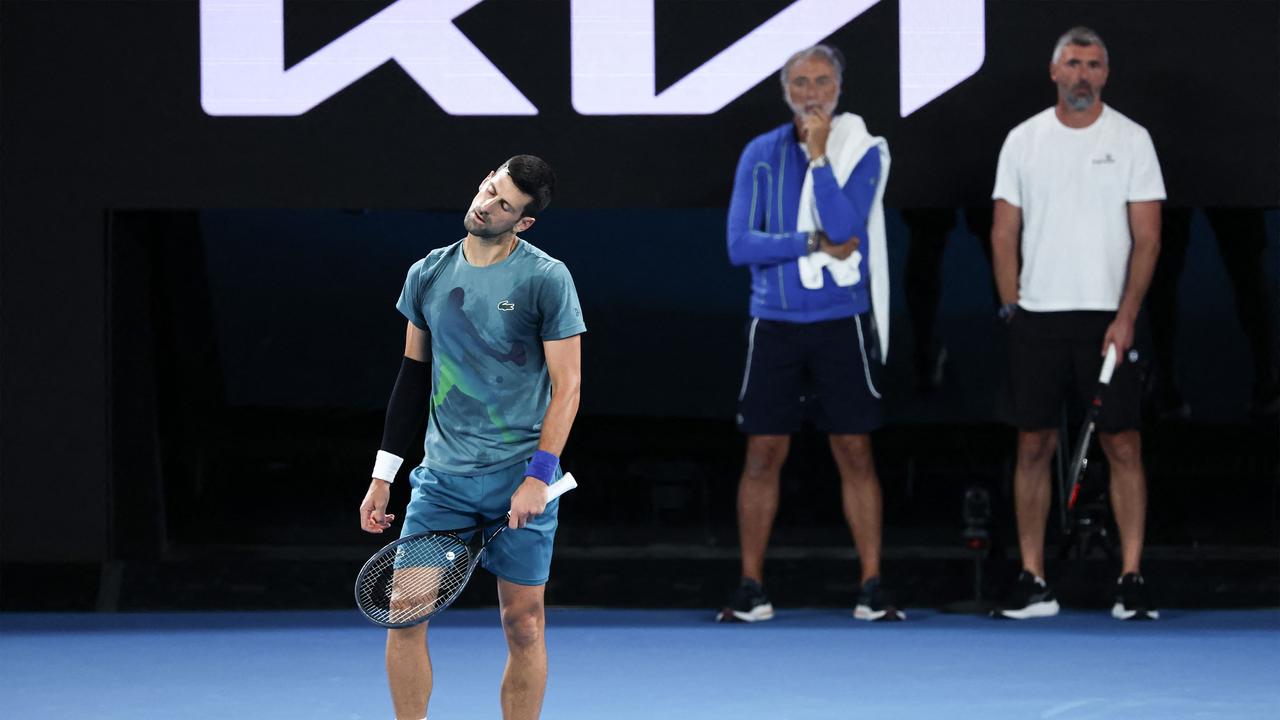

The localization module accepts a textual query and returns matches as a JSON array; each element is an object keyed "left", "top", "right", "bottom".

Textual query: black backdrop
[
  {"left": 4, "top": 1, "right": 1279, "bottom": 209},
  {"left": 2, "top": 0, "right": 1278, "bottom": 565}
]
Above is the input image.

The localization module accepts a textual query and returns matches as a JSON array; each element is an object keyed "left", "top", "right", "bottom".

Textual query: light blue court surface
[{"left": 2, "top": 609, "right": 1277, "bottom": 719}]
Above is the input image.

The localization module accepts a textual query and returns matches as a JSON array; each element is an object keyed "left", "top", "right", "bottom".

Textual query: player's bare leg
[
  {"left": 497, "top": 579, "right": 548, "bottom": 720},
  {"left": 1013, "top": 429, "right": 1058, "bottom": 578},
  {"left": 829, "top": 433, "right": 882, "bottom": 582},
  {"left": 386, "top": 623, "right": 431, "bottom": 720},
  {"left": 737, "top": 434, "right": 790, "bottom": 582},
  {"left": 1100, "top": 431, "right": 1146, "bottom": 575}
]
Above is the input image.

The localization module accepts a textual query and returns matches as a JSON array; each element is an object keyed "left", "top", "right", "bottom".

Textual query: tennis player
[
  {"left": 359, "top": 155, "right": 586, "bottom": 719},
  {"left": 990, "top": 28, "right": 1163, "bottom": 621}
]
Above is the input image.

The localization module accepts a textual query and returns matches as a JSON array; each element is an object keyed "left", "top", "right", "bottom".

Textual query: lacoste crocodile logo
[{"left": 498, "top": 300, "right": 516, "bottom": 312}]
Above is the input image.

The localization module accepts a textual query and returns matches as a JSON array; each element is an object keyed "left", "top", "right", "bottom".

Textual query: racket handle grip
[
  {"left": 1099, "top": 344, "right": 1118, "bottom": 385},
  {"left": 545, "top": 473, "right": 578, "bottom": 502}
]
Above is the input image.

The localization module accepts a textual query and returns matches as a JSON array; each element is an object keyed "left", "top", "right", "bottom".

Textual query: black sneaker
[
  {"left": 853, "top": 576, "right": 905, "bottom": 621},
  {"left": 991, "top": 570, "right": 1060, "bottom": 619},
  {"left": 1112, "top": 573, "right": 1159, "bottom": 620},
  {"left": 715, "top": 578, "right": 774, "bottom": 623}
]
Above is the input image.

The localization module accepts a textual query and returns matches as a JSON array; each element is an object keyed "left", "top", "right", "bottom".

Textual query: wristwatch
[
  {"left": 806, "top": 232, "right": 820, "bottom": 254},
  {"left": 997, "top": 303, "right": 1018, "bottom": 323},
  {"left": 810, "top": 154, "right": 829, "bottom": 169}
]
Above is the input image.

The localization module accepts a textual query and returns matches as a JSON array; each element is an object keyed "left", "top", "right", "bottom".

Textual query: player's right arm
[
  {"left": 990, "top": 129, "right": 1023, "bottom": 312},
  {"left": 402, "top": 321, "right": 431, "bottom": 362},
  {"left": 991, "top": 199, "right": 1022, "bottom": 308},
  {"left": 727, "top": 139, "right": 811, "bottom": 266},
  {"left": 360, "top": 321, "right": 432, "bottom": 534}
]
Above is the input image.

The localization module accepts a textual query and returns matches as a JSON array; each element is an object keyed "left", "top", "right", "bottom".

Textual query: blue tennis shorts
[{"left": 401, "top": 461, "right": 561, "bottom": 586}]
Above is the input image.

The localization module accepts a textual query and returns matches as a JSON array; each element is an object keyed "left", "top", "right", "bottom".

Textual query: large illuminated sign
[{"left": 200, "top": 0, "right": 983, "bottom": 117}]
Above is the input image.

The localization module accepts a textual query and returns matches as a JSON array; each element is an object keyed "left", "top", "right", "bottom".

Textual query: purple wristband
[{"left": 526, "top": 450, "right": 559, "bottom": 485}]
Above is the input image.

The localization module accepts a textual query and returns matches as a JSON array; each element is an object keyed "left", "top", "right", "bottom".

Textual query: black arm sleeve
[{"left": 380, "top": 355, "right": 432, "bottom": 458}]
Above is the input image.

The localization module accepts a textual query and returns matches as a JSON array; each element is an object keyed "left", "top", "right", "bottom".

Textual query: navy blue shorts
[
  {"left": 736, "top": 314, "right": 883, "bottom": 435},
  {"left": 1006, "top": 309, "right": 1143, "bottom": 432}
]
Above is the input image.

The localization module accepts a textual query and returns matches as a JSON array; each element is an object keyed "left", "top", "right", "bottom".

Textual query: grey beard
[
  {"left": 1065, "top": 90, "right": 1095, "bottom": 112},
  {"left": 787, "top": 98, "right": 838, "bottom": 118}
]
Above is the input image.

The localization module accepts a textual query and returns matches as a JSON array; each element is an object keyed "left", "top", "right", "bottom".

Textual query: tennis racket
[
  {"left": 1066, "top": 345, "right": 1118, "bottom": 510},
  {"left": 355, "top": 473, "right": 577, "bottom": 628}
]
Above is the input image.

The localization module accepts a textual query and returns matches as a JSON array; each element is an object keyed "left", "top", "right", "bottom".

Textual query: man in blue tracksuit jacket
[{"left": 717, "top": 44, "right": 902, "bottom": 624}]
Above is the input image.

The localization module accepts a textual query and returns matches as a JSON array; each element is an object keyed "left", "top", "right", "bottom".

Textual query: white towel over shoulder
[{"left": 795, "top": 112, "right": 892, "bottom": 361}]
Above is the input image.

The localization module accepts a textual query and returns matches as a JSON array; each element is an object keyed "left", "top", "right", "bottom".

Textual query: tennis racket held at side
[
  {"left": 1066, "top": 345, "right": 1118, "bottom": 510},
  {"left": 354, "top": 473, "right": 578, "bottom": 629}
]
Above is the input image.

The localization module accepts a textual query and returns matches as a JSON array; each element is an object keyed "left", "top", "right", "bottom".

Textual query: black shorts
[
  {"left": 736, "top": 314, "right": 883, "bottom": 435},
  {"left": 1006, "top": 309, "right": 1142, "bottom": 432}
]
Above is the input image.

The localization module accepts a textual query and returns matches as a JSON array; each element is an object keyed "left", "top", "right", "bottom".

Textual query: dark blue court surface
[{"left": 3, "top": 609, "right": 1277, "bottom": 719}]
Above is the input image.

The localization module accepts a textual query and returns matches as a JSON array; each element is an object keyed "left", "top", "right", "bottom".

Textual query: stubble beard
[{"left": 463, "top": 210, "right": 516, "bottom": 242}]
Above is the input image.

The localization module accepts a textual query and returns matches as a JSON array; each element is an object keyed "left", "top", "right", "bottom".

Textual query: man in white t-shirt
[{"left": 989, "top": 27, "right": 1164, "bottom": 621}]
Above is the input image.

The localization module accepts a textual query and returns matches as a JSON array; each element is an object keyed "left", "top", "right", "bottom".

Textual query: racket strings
[{"left": 356, "top": 535, "right": 474, "bottom": 625}]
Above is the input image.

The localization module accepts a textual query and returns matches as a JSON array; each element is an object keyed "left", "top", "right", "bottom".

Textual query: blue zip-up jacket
[{"left": 727, "top": 122, "right": 880, "bottom": 323}]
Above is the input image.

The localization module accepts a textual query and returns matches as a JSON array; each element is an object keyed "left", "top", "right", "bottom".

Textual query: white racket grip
[
  {"left": 545, "top": 473, "right": 578, "bottom": 502},
  {"left": 1099, "top": 344, "right": 1118, "bottom": 385}
]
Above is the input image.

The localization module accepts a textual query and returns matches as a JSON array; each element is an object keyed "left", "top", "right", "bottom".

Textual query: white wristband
[{"left": 372, "top": 450, "right": 404, "bottom": 482}]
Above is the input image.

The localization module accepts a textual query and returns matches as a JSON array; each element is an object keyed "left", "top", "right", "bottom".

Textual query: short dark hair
[{"left": 497, "top": 155, "right": 556, "bottom": 218}]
